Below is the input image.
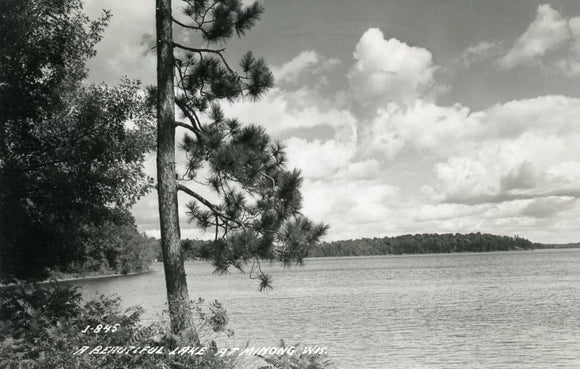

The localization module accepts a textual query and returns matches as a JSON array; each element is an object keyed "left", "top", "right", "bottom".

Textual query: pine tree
[{"left": 155, "top": 0, "right": 328, "bottom": 335}]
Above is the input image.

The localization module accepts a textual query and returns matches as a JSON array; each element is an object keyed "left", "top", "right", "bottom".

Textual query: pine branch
[
  {"left": 173, "top": 42, "right": 225, "bottom": 55},
  {"left": 175, "top": 121, "right": 201, "bottom": 138},
  {"left": 175, "top": 99, "right": 202, "bottom": 134},
  {"left": 178, "top": 183, "right": 246, "bottom": 229},
  {"left": 172, "top": 42, "right": 235, "bottom": 74},
  {"left": 200, "top": 0, "right": 220, "bottom": 26},
  {"left": 172, "top": 16, "right": 203, "bottom": 31}
]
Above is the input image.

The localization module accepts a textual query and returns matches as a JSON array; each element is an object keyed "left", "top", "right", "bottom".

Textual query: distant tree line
[
  {"left": 171, "top": 233, "right": 550, "bottom": 261},
  {"left": 310, "top": 233, "right": 543, "bottom": 257}
]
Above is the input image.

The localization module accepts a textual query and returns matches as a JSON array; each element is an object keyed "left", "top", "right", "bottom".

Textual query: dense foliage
[
  {"left": 54, "top": 216, "right": 159, "bottom": 279},
  {"left": 312, "top": 233, "right": 541, "bottom": 257},
  {"left": 0, "top": 0, "right": 155, "bottom": 281},
  {"left": 0, "top": 284, "right": 334, "bottom": 369}
]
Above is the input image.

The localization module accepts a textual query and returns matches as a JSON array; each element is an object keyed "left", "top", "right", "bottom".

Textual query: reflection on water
[{"left": 78, "top": 249, "right": 580, "bottom": 369}]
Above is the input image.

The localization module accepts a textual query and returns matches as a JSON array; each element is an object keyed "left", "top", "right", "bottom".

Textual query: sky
[{"left": 84, "top": 0, "right": 580, "bottom": 244}]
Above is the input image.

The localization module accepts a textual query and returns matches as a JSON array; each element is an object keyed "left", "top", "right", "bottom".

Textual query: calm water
[{"left": 78, "top": 249, "right": 580, "bottom": 368}]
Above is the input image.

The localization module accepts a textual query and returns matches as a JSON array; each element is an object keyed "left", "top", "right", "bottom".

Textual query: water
[{"left": 78, "top": 249, "right": 580, "bottom": 368}]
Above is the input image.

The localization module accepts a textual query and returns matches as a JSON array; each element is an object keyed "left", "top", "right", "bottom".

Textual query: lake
[{"left": 77, "top": 249, "right": 580, "bottom": 368}]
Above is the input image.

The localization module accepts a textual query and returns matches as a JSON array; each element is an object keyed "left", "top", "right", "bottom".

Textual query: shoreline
[{"left": 0, "top": 269, "right": 154, "bottom": 290}]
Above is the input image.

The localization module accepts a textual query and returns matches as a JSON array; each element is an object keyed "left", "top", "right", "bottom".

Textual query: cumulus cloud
[
  {"left": 433, "top": 136, "right": 580, "bottom": 206},
  {"left": 348, "top": 28, "right": 436, "bottom": 105},
  {"left": 271, "top": 50, "right": 340, "bottom": 85},
  {"left": 223, "top": 87, "right": 357, "bottom": 141},
  {"left": 482, "top": 95, "right": 580, "bottom": 138},
  {"left": 301, "top": 178, "right": 400, "bottom": 240},
  {"left": 500, "top": 161, "right": 541, "bottom": 191},
  {"left": 334, "top": 159, "right": 381, "bottom": 181},
  {"left": 498, "top": 4, "right": 569, "bottom": 70},
  {"left": 284, "top": 138, "right": 355, "bottom": 179},
  {"left": 359, "top": 101, "right": 482, "bottom": 161},
  {"left": 467, "top": 4, "right": 580, "bottom": 76},
  {"left": 553, "top": 16, "right": 580, "bottom": 76},
  {"left": 392, "top": 92, "right": 580, "bottom": 240}
]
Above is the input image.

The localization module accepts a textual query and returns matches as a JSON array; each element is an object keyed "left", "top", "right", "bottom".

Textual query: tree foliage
[
  {"left": 0, "top": 0, "right": 108, "bottom": 122},
  {"left": 312, "top": 233, "right": 540, "bottom": 257},
  {"left": 169, "top": 0, "right": 328, "bottom": 290},
  {"left": 0, "top": 0, "right": 155, "bottom": 280}
]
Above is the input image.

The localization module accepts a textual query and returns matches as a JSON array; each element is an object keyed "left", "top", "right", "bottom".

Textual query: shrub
[{"left": 0, "top": 283, "right": 334, "bottom": 369}]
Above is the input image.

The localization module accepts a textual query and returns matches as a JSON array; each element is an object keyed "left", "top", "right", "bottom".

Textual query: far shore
[{"left": 0, "top": 269, "right": 154, "bottom": 290}]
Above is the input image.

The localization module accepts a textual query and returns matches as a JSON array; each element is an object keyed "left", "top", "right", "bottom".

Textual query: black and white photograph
[{"left": 2, "top": 0, "right": 580, "bottom": 368}]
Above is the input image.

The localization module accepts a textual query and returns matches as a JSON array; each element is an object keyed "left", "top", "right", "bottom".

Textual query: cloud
[
  {"left": 271, "top": 50, "right": 340, "bottom": 85},
  {"left": 498, "top": 4, "right": 569, "bottom": 70},
  {"left": 522, "top": 197, "right": 577, "bottom": 218},
  {"left": 284, "top": 137, "right": 355, "bottom": 179},
  {"left": 432, "top": 138, "right": 580, "bottom": 206},
  {"left": 553, "top": 16, "right": 580, "bottom": 76},
  {"left": 467, "top": 4, "right": 580, "bottom": 76},
  {"left": 222, "top": 86, "right": 358, "bottom": 146},
  {"left": 334, "top": 159, "right": 381, "bottom": 181},
  {"left": 358, "top": 100, "right": 482, "bottom": 161},
  {"left": 405, "top": 94, "right": 580, "bottom": 230},
  {"left": 500, "top": 161, "right": 541, "bottom": 191},
  {"left": 301, "top": 178, "right": 399, "bottom": 240},
  {"left": 416, "top": 203, "right": 490, "bottom": 222},
  {"left": 348, "top": 28, "right": 436, "bottom": 105},
  {"left": 482, "top": 95, "right": 580, "bottom": 138}
]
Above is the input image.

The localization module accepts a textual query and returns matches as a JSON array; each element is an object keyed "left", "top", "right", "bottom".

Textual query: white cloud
[
  {"left": 500, "top": 161, "right": 541, "bottom": 191},
  {"left": 271, "top": 50, "right": 340, "bottom": 85},
  {"left": 272, "top": 50, "right": 319, "bottom": 84},
  {"left": 467, "top": 4, "right": 580, "bottom": 76},
  {"left": 434, "top": 154, "right": 499, "bottom": 204},
  {"left": 334, "top": 159, "right": 381, "bottom": 181},
  {"left": 302, "top": 178, "right": 399, "bottom": 240},
  {"left": 284, "top": 138, "right": 355, "bottom": 179},
  {"left": 359, "top": 100, "right": 482, "bottom": 161},
  {"left": 433, "top": 139, "right": 580, "bottom": 203},
  {"left": 498, "top": 4, "right": 569, "bottom": 70},
  {"left": 223, "top": 86, "right": 357, "bottom": 142},
  {"left": 348, "top": 28, "right": 436, "bottom": 105},
  {"left": 552, "top": 16, "right": 580, "bottom": 76},
  {"left": 482, "top": 95, "right": 580, "bottom": 139}
]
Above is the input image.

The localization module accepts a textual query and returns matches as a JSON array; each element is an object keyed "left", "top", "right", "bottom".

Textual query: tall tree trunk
[{"left": 155, "top": 0, "right": 195, "bottom": 336}]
